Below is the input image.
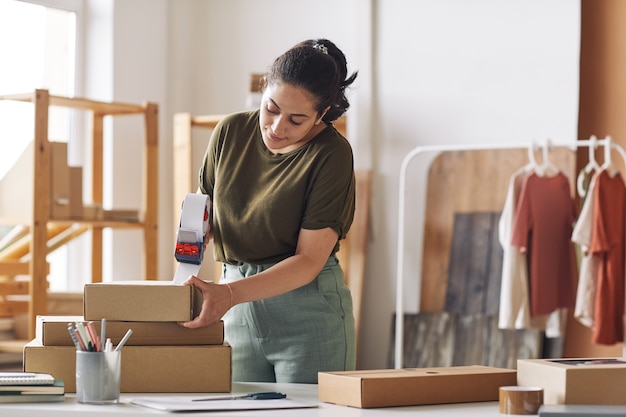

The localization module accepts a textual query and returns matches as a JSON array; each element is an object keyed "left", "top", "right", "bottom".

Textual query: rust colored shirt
[
  {"left": 511, "top": 172, "right": 576, "bottom": 317},
  {"left": 589, "top": 170, "right": 626, "bottom": 345}
]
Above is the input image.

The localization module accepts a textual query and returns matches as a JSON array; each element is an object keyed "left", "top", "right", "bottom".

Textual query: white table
[{"left": 2, "top": 382, "right": 510, "bottom": 416}]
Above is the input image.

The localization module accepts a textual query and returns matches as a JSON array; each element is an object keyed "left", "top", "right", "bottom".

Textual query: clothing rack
[{"left": 394, "top": 138, "right": 626, "bottom": 369}]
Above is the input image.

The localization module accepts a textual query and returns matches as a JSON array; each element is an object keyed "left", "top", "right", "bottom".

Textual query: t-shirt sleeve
[
  {"left": 510, "top": 176, "right": 532, "bottom": 253},
  {"left": 589, "top": 175, "right": 612, "bottom": 254},
  {"left": 300, "top": 135, "right": 355, "bottom": 240},
  {"left": 198, "top": 116, "right": 231, "bottom": 200}
]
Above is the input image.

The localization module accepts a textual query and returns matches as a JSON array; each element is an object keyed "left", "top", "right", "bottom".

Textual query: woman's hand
[{"left": 180, "top": 276, "right": 233, "bottom": 329}]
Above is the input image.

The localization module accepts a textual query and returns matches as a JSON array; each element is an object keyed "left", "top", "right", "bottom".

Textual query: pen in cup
[
  {"left": 67, "top": 323, "right": 85, "bottom": 351},
  {"left": 75, "top": 322, "right": 92, "bottom": 351},
  {"left": 67, "top": 320, "right": 129, "bottom": 352},
  {"left": 100, "top": 318, "right": 106, "bottom": 350},
  {"left": 115, "top": 329, "right": 133, "bottom": 352},
  {"left": 86, "top": 321, "right": 100, "bottom": 352}
]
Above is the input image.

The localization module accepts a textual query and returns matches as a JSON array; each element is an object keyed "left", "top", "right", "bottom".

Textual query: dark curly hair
[{"left": 262, "top": 38, "right": 358, "bottom": 123}]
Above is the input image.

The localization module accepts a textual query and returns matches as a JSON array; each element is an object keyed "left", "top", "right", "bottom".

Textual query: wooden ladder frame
[{"left": 0, "top": 89, "right": 159, "bottom": 338}]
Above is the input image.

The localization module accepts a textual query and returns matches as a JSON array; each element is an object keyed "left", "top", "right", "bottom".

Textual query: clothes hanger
[
  {"left": 576, "top": 135, "right": 600, "bottom": 198},
  {"left": 600, "top": 135, "right": 619, "bottom": 176},
  {"left": 527, "top": 140, "right": 545, "bottom": 176},
  {"left": 540, "top": 138, "right": 559, "bottom": 176}
]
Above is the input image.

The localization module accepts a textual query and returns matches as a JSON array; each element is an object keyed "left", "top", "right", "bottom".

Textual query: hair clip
[{"left": 313, "top": 43, "right": 328, "bottom": 55}]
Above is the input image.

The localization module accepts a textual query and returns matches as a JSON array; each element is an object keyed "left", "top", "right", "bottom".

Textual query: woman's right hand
[{"left": 179, "top": 276, "right": 233, "bottom": 329}]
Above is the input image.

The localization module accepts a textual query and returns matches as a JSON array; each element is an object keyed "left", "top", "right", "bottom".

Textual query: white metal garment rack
[{"left": 394, "top": 137, "right": 626, "bottom": 369}]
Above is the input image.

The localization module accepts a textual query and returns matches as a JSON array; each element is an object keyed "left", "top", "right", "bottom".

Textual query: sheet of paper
[{"left": 129, "top": 396, "right": 318, "bottom": 412}]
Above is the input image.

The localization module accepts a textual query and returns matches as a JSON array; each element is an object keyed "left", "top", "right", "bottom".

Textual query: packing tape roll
[
  {"left": 179, "top": 193, "right": 209, "bottom": 236},
  {"left": 499, "top": 386, "right": 543, "bottom": 415}
]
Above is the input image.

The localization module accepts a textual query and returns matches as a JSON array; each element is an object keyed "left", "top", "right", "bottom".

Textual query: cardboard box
[
  {"left": 84, "top": 281, "right": 203, "bottom": 322},
  {"left": 102, "top": 208, "right": 140, "bottom": 221},
  {"left": 50, "top": 141, "right": 70, "bottom": 219},
  {"left": 36, "top": 315, "right": 224, "bottom": 346},
  {"left": 318, "top": 365, "right": 517, "bottom": 408},
  {"left": 24, "top": 340, "right": 231, "bottom": 393},
  {"left": 517, "top": 358, "right": 626, "bottom": 405}
]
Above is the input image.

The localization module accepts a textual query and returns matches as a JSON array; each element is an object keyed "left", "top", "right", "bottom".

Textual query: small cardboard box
[
  {"left": 50, "top": 141, "right": 70, "bottom": 219},
  {"left": 23, "top": 339, "right": 231, "bottom": 393},
  {"left": 36, "top": 315, "right": 224, "bottom": 346},
  {"left": 318, "top": 365, "right": 517, "bottom": 408},
  {"left": 84, "top": 280, "right": 202, "bottom": 322},
  {"left": 517, "top": 358, "right": 626, "bottom": 405}
]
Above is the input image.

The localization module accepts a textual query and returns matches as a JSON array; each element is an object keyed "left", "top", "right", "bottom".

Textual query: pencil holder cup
[{"left": 76, "top": 350, "right": 121, "bottom": 404}]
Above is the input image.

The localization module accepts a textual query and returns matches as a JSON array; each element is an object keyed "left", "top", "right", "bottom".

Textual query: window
[{"left": 0, "top": 0, "right": 81, "bottom": 290}]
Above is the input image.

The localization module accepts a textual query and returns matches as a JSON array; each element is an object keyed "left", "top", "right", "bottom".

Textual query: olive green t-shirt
[{"left": 198, "top": 110, "right": 355, "bottom": 265}]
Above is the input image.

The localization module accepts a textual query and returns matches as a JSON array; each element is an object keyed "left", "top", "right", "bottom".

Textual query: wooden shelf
[{"left": 0, "top": 89, "right": 159, "bottom": 338}]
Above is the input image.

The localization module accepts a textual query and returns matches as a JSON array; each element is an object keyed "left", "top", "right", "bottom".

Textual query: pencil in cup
[
  {"left": 67, "top": 321, "right": 133, "bottom": 352},
  {"left": 67, "top": 322, "right": 99, "bottom": 352}
]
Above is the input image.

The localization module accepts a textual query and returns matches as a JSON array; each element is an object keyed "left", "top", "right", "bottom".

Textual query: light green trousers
[{"left": 221, "top": 255, "right": 356, "bottom": 384}]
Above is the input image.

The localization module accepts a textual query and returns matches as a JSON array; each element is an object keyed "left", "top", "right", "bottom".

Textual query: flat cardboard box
[
  {"left": 84, "top": 280, "right": 203, "bottom": 322},
  {"left": 518, "top": 358, "right": 626, "bottom": 405},
  {"left": 36, "top": 315, "right": 224, "bottom": 346},
  {"left": 102, "top": 208, "right": 140, "bottom": 221},
  {"left": 23, "top": 339, "right": 231, "bottom": 393},
  {"left": 318, "top": 365, "right": 517, "bottom": 408}
]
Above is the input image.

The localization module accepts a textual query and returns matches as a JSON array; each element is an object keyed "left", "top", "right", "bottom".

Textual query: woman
[{"left": 181, "top": 38, "right": 358, "bottom": 384}]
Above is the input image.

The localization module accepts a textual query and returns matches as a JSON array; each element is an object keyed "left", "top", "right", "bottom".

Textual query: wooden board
[
  {"left": 445, "top": 212, "right": 502, "bottom": 316},
  {"left": 388, "top": 312, "right": 542, "bottom": 369}
]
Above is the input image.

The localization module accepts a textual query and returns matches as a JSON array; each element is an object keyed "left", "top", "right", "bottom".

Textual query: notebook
[
  {"left": 0, "top": 379, "right": 64, "bottom": 394},
  {"left": 0, "top": 372, "right": 56, "bottom": 386},
  {"left": 0, "top": 393, "right": 64, "bottom": 404}
]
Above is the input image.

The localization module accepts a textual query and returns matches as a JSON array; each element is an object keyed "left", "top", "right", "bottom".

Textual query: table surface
[{"left": 1, "top": 382, "right": 521, "bottom": 416}]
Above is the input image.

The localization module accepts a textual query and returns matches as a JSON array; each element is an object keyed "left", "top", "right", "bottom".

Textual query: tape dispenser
[{"left": 174, "top": 193, "right": 210, "bottom": 265}]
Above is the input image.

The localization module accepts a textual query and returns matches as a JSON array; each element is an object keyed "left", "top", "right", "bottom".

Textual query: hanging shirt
[
  {"left": 511, "top": 172, "right": 576, "bottom": 317},
  {"left": 499, "top": 168, "right": 567, "bottom": 337},
  {"left": 498, "top": 166, "right": 532, "bottom": 329},
  {"left": 589, "top": 170, "right": 626, "bottom": 345},
  {"left": 571, "top": 171, "right": 600, "bottom": 328}
]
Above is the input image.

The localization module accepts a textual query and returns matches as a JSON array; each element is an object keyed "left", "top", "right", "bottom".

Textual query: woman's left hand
[{"left": 179, "top": 276, "right": 233, "bottom": 329}]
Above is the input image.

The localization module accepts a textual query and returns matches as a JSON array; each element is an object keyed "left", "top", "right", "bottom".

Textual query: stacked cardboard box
[
  {"left": 24, "top": 281, "right": 231, "bottom": 393},
  {"left": 517, "top": 358, "right": 626, "bottom": 405}
]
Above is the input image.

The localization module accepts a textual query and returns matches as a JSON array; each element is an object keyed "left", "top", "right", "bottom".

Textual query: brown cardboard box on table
[
  {"left": 83, "top": 280, "right": 202, "bottom": 322},
  {"left": 318, "top": 365, "right": 517, "bottom": 408},
  {"left": 517, "top": 357, "right": 626, "bottom": 405},
  {"left": 23, "top": 339, "right": 232, "bottom": 393},
  {"left": 36, "top": 315, "right": 224, "bottom": 346}
]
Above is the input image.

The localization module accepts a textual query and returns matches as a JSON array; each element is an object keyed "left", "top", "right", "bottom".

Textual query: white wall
[
  {"left": 82, "top": 0, "right": 580, "bottom": 370},
  {"left": 369, "top": 0, "right": 580, "bottom": 369},
  {"left": 81, "top": 0, "right": 170, "bottom": 283}
]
